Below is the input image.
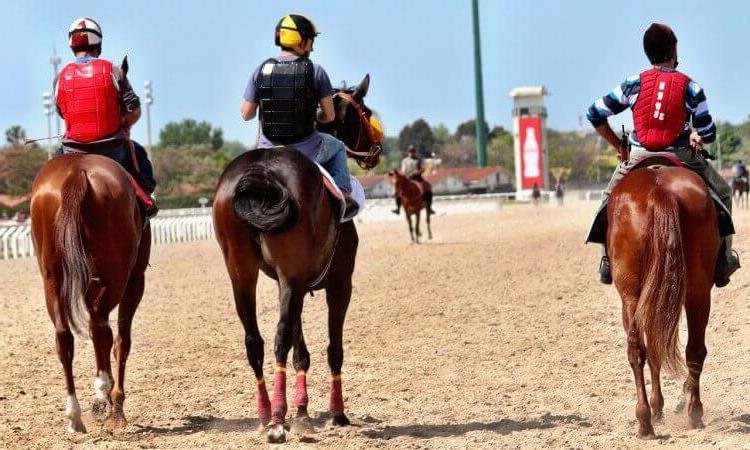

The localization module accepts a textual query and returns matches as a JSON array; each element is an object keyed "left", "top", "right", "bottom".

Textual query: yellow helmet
[{"left": 275, "top": 14, "right": 319, "bottom": 47}]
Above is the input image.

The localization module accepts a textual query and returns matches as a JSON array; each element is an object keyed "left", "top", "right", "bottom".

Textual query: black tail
[{"left": 232, "top": 166, "right": 299, "bottom": 233}]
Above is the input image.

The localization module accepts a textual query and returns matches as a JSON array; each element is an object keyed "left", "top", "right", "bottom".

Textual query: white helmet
[{"left": 68, "top": 17, "right": 102, "bottom": 51}]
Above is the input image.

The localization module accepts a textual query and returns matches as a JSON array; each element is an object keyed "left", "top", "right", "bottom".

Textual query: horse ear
[
  {"left": 353, "top": 74, "right": 370, "bottom": 100},
  {"left": 121, "top": 56, "right": 129, "bottom": 76}
]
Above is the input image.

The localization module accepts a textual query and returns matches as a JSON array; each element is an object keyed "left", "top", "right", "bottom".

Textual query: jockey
[
  {"left": 391, "top": 145, "right": 436, "bottom": 215},
  {"left": 240, "top": 14, "right": 357, "bottom": 215},
  {"left": 54, "top": 17, "right": 157, "bottom": 218},
  {"left": 586, "top": 23, "right": 739, "bottom": 287},
  {"left": 734, "top": 159, "right": 747, "bottom": 180}
]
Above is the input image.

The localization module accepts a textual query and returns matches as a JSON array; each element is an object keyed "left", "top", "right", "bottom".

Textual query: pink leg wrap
[
  {"left": 256, "top": 380, "right": 271, "bottom": 423},
  {"left": 329, "top": 376, "right": 344, "bottom": 414},
  {"left": 271, "top": 369, "right": 287, "bottom": 425},
  {"left": 294, "top": 373, "right": 309, "bottom": 408}
]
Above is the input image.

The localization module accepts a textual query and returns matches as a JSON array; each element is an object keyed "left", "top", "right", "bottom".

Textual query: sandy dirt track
[{"left": 1, "top": 199, "right": 749, "bottom": 449}]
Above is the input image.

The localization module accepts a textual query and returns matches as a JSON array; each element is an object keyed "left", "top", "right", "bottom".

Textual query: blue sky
[{"left": 2, "top": 0, "right": 749, "bottom": 146}]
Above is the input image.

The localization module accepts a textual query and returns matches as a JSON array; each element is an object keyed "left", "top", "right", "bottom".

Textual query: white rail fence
[{"left": 0, "top": 215, "right": 215, "bottom": 260}]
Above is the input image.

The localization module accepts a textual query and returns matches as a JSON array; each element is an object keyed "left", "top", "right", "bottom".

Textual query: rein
[{"left": 333, "top": 92, "right": 381, "bottom": 169}]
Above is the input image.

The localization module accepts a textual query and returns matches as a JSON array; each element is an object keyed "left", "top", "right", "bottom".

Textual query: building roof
[
  {"left": 508, "top": 86, "right": 548, "bottom": 97},
  {"left": 425, "top": 166, "right": 509, "bottom": 184}
]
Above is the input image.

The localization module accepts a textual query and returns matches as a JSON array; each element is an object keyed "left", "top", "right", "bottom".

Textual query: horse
[
  {"left": 732, "top": 176, "right": 748, "bottom": 209},
  {"left": 389, "top": 170, "right": 432, "bottom": 243},
  {"left": 607, "top": 163, "right": 720, "bottom": 438},
  {"left": 213, "top": 75, "right": 380, "bottom": 443},
  {"left": 30, "top": 153, "right": 150, "bottom": 433}
]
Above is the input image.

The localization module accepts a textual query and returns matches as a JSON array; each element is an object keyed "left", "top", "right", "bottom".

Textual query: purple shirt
[{"left": 243, "top": 54, "right": 334, "bottom": 157}]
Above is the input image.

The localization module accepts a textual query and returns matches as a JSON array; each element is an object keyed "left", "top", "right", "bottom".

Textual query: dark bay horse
[
  {"left": 30, "top": 153, "right": 150, "bottom": 432},
  {"left": 608, "top": 164, "right": 719, "bottom": 438},
  {"left": 389, "top": 170, "right": 432, "bottom": 243},
  {"left": 213, "top": 75, "right": 380, "bottom": 443},
  {"left": 732, "top": 176, "right": 748, "bottom": 209}
]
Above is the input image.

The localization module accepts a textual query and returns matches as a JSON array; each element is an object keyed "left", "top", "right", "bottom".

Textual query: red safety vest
[
  {"left": 56, "top": 59, "right": 122, "bottom": 143},
  {"left": 632, "top": 68, "right": 690, "bottom": 151}
]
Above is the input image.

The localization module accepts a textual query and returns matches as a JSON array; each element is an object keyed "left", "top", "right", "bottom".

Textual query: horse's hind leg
[
  {"left": 621, "top": 295, "right": 654, "bottom": 439},
  {"left": 681, "top": 293, "right": 710, "bottom": 429},
  {"left": 89, "top": 308, "right": 114, "bottom": 422},
  {"left": 105, "top": 272, "right": 144, "bottom": 431},
  {"left": 426, "top": 209, "right": 432, "bottom": 240},
  {"left": 231, "top": 266, "right": 271, "bottom": 428},
  {"left": 44, "top": 274, "right": 86, "bottom": 433},
  {"left": 324, "top": 225, "right": 357, "bottom": 427},
  {"left": 291, "top": 323, "right": 314, "bottom": 433},
  {"left": 406, "top": 213, "right": 415, "bottom": 243},
  {"left": 268, "top": 280, "right": 305, "bottom": 443},
  {"left": 646, "top": 350, "right": 664, "bottom": 422},
  {"left": 415, "top": 210, "right": 422, "bottom": 242}
]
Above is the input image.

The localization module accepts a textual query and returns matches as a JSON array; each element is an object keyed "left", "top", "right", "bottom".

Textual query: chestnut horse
[
  {"left": 608, "top": 164, "right": 719, "bottom": 438},
  {"left": 389, "top": 170, "right": 432, "bottom": 243},
  {"left": 30, "top": 153, "right": 150, "bottom": 433},
  {"left": 213, "top": 75, "right": 380, "bottom": 443}
]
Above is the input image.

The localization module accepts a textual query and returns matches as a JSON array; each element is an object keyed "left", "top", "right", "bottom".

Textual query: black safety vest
[{"left": 257, "top": 57, "right": 317, "bottom": 144}]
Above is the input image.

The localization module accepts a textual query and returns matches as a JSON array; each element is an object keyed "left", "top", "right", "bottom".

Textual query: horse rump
[
  {"left": 232, "top": 166, "right": 299, "bottom": 233},
  {"left": 634, "top": 187, "right": 686, "bottom": 374}
]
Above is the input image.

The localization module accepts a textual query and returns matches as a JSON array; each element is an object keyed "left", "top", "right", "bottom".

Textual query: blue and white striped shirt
[{"left": 586, "top": 67, "right": 716, "bottom": 148}]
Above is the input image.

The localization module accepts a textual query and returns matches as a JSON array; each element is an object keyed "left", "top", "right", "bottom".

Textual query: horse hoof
[
  {"left": 91, "top": 398, "right": 111, "bottom": 422},
  {"left": 637, "top": 426, "right": 656, "bottom": 440},
  {"left": 267, "top": 424, "right": 287, "bottom": 443},
  {"left": 332, "top": 413, "right": 350, "bottom": 427},
  {"left": 688, "top": 417, "right": 704, "bottom": 429},
  {"left": 105, "top": 413, "right": 127, "bottom": 431},
  {"left": 67, "top": 420, "right": 87, "bottom": 434}
]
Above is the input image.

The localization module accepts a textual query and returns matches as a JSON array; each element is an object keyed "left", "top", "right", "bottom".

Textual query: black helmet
[
  {"left": 275, "top": 14, "right": 319, "bottom": 47},
  {"left": 643, "top": 23, "right": 677, "bottom": 64}
]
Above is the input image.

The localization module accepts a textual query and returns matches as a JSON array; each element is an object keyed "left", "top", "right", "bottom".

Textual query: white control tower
[{"left": 509, "top": 86, "right": 549, "bottom": 195}]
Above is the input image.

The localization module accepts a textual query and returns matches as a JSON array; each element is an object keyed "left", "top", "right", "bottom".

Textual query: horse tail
[
  {"left": 634, "top": 187, "right": 686, "bottom": 374},
  {"left": 232, "top": 166, "right": 299, "bottom": 233},
  {"left": 55, "top": 170, "right": 92, "bottom": 336}
]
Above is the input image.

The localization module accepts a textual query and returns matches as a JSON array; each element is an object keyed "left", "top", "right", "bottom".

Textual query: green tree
[
  {"left": 152, "top": 145, "right": 231, "bottom": 196},
  {"left": 487, "top": 133, "right": 515, "bottom": 172},
  {"left": 398, "top": 119, "right": 435, "bottom": 156},
  {"left": 455, "top": 119, "right": 489, "bottom": 140},
  {"left": 712, "top": 122, "right": 742, "bottom": 162},
  {"left": 158, "top": 119, "right": 224, "bottom": 150},
  {"left": 432, "top": 123, "right": 451, "bottom": 146},
  {"left": 220, "top": 140, "right": 248, "bottom": 158},
  {"left": 0, "top": 147, "right": 47, "bottom": 195},
  {"left": 5, "top": 125, "right": 27, "bottom": 148}
]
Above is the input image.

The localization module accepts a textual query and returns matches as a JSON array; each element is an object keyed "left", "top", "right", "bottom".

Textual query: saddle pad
[{"left": 314, "top": 163, "right": 364, "bottom": 223}]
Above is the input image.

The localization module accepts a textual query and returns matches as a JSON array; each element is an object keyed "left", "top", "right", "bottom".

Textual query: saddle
[
  {"left": 316, "top": 163, "right": 364, "bottom": 223},
  {"left": 586, "top": 154, "right": 734, "bottom": 244}
]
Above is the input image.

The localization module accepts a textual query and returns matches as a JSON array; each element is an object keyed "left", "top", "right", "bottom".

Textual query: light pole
[
  {"left": 42, "top": 92, "right": 54, "bottom": 158},
  {"left": 144, "top": 80, "right": 153, "bottom": 159},
  {"left": 50, "top": 48, "right": 61, "bottom": 137},
  {"left": 471, "top": 0, "right": 487, "bottom": 167}
]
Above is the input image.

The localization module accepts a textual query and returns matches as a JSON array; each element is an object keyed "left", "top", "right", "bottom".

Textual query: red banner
[{"left": 519, "top": 116, "right": 543, "bottom": 189}]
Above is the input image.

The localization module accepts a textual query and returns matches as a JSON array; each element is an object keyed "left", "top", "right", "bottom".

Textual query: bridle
[{"left": 333, "top": 91, "right": 381, "bottom": 169}]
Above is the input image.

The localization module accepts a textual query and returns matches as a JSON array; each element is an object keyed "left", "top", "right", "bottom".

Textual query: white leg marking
[
  {"left": 65, "top": 394, "right": 85, "bottom": 433},
  {"left": 93, "top": 371, "right": 113, "bottom": 400}
]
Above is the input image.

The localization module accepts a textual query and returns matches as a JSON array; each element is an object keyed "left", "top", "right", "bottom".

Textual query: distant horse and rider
[
  {"left": 389, "top": 145, "right": 435, "bottom": 243},
  {"left": 732, "top": 159, "right": 749, "bottom": 209}
]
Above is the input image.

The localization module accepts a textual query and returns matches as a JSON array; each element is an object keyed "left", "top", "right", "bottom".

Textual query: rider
[
  {"left": 734, "top": 159, "right": 747, "bottom": 181},
  {"left": 54, "top": 17, "right": 157, "bottom": 217},
  {"left": 586, "top": 23, "right": 739, "bottom": 287},
  {"left": 391, "top": 145, "right": 436, "bottom": 215},
  {"left": 240, "top": 14, "right": 357, "bottom": 214}
]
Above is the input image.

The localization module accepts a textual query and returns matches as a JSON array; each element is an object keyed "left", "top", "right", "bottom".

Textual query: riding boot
[
  {"left": 391, "top": 197, "right": 401, "bottom": 215},
  {"left": 715, "top": 236, "right": 740, "bottom": 287},
  {"left": 343, "top": 192, "right": 359, "bottom": 218},
  {"left": 599, "top": 247, "right": 612, "bottom": 285},
  {"left": 424, "top": 191, "right": 436, "bottom": 215}
]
